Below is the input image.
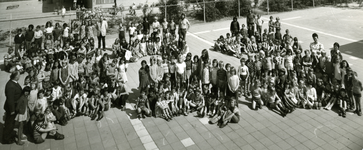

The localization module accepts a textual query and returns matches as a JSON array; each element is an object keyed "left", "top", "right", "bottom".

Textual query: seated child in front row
[
  {"left": 135, "top": 90, "right": 151, "bottom": 119},
  {"left": 156, "top": 93, "right": 173, "bottom": 121}
]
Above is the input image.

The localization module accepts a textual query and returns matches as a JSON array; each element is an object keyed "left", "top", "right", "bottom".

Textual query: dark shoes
[
  {"left": 47, "top": 132, "right": 65, "bottom": 140},
  {"left": 219, "top": 121, "right": 228, "bottom": 128}
]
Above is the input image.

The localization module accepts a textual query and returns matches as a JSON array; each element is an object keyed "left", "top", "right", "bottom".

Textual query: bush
[
  {"left": 215, "top": 1, "right": 233, "bottom": 17},
  {"left": 158, "top": 0, "right": 184, "bottom": 21},
  {"left": 232, "top": 0, "right": 252, "bottom": 16},
  {"left": 194, "top": 3, "right": 222, "bottom": 22},
  {"left": 260, "top": 0, "right": 290, "bottom": 11}
]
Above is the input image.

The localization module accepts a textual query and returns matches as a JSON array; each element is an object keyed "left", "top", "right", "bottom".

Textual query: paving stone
[
  {"left": 144, "top": 142, "right": 158, "bottom": 150},
  {"left": 258, "top": 137, "right": 274, "bottom": 147},
  {"left": 186, "top": 145, "right": 200, "bottom": 150},
  {"left": 195, "top": 139, "right": 211, "bottom": 149},
  {"left": 128, "top": 138, "right": 143, "bottom": 148},
  {"left": 206, "top": 137, "right": 221, "bottom": 147},
  {"left": 213, "top": 143, "right": 228, "bottom": 150},
  {"left": 158, "top": 145, "right": 173, "bottom": 150},
  {"left": 170, "top": 141, "right": 185, "bottom": 150},
  {"left": 181, "top": 137, "right": 195, "bottom": 147},
  {"left": 117, "top": 141, "right": 131, "bottom": 150},
  {"left": 276, "top": 140, "right": 292, "bottom": 150},
  {"left": 240, "top": 144, "right": 254, "bottom": 150},
  {"left": 140, "top": 135, "right": 153, "bottom": 144},
  {"left": 302, "top": 140, "right": 319, "bottom": 150},
  {"left": 150, "top": 132, "right": 164, "bottom": 141},
  {"left": 165, "top": 133, "right": 180, "bottom": 144}
]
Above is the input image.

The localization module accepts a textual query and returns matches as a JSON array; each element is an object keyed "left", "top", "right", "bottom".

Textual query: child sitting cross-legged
[
  {"left": 135, "top": 90, "right": 151, "bottom": 119},
  {"left": 189, "top": 88, "right": 205, "bottom": 117},
  {"left": 156, "top": 93, "right": 173, "bottom": 121}
]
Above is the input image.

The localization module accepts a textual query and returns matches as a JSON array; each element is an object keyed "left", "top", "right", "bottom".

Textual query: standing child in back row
[{"left": 352, "top": 71, "right": 362, "bottom": 116}]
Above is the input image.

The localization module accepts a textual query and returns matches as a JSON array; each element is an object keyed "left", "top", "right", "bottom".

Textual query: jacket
[{"left": 4, "top": 80, "right": 23, "bottom": 113}]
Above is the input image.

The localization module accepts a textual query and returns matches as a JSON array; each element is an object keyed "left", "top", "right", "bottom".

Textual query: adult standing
[
  {"left": 142, "top": 17, "right": 150, "bottom": 35},
  {"left": 2, "top": 71, "right": 22, "bottom": 144},
  {"left": 256, "top": 14, "right": 264, "bottom": 37},
  {"left": 230, "top": 17, "right": 240, "bottom": 37},
  {"left": 97, "top": 17, "right": 108, "bottom": 50},
  {"left": 179, "top": 13, "right": 190, "bottom": 41},
  {"left": 309, "top": 33, "right": 324, "bottom": 54},
  {"left": 246, "top": 10, "right": 255, "bottom": 38}
]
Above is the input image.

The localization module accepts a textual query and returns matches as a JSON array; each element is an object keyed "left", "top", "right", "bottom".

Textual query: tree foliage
[{"left": 158, "top": 0, "right": 184, "bottom": 21}]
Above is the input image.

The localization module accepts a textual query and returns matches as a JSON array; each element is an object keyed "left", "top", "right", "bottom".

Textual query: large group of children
[
  {"left": 5, "top": 18, "right": 132, "bottom": 144},
  {"left": 212, "top": 15, "right": 363, "bottom": 119},
  {"left": 131, "top": 14, "right": 363, "bottom": 128},
  {"left": 4, "top": 11, "right": 363, "bottom": 143}
]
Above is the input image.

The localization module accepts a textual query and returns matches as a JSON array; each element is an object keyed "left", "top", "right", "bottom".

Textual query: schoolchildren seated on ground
[{"left": 3, "top": 13, "right": 363, "bottom": 146}]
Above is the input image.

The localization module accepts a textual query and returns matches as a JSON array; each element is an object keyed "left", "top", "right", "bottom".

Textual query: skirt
[{"left": 15, "top": 109, "right": 28, "bottom": 122}]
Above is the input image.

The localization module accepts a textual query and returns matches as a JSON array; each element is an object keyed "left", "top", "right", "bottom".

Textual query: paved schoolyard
[{"left": 1, "top": 6, "right": 363, "bottom": 150}]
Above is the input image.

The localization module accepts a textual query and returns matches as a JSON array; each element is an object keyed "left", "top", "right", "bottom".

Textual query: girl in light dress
[{"left": 117, "top": 58, "right": 128, "bottom": 84}]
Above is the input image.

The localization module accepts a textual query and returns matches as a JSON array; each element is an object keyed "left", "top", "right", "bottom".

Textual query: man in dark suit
[{"left": 2, "top": 71, "right": 22, "bottom": 144}]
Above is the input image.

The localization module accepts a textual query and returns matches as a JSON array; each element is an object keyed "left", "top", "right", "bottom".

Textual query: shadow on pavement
[
  {"left": 339, "top": 40, "right": 363, "bottom": 59},
  {"left": 125, "top": 88, "right": 140, "bottom": 120}
]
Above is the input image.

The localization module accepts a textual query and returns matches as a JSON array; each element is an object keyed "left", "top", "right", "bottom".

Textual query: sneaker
[
  {"left": 54, "top": 132, "right": 65, "bottom": 140},
  {"left": 358, "top": 111, "right": 362, "bottom": 116},
  {"left": 96, "top": 115, "right": 104, "bottom": 121},
  {"left": 219, "top": 121, "right": 228, "bottom": 128}
]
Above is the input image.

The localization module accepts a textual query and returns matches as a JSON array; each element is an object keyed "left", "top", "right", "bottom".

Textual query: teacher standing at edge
[{"left": 2, "top": 71, "right": 22, "bottom": 144}]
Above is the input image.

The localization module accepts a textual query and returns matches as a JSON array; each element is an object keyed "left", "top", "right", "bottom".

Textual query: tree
[{"left": 158, "top": 0, "right": 184, "bottom": 21}]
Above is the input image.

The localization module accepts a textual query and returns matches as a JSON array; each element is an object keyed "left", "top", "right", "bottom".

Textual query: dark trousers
[
  {"left": 34, "top": 38, "right": 42, "bottom": 49},
  {"left": 98, "top": 35, "right": 106, "bottom": 49},
  {"left": 3, "top": 112, "right": 16, "bottom": 142},
  {"left": 179, "top": 28, "right": 187, "bottom": 40}
]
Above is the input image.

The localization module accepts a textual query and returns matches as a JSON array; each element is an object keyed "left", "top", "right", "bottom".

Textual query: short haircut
[
  {"left": 10, "top": 71, "right": 19, "bottom": 80},
  {"left": 312, "top": 33, "right": 318, "bottom": 39}
]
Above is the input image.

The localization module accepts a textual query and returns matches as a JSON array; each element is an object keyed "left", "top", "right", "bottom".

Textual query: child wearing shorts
[{"left": 252, "top": 80, "right": 263, "bottom": 110}]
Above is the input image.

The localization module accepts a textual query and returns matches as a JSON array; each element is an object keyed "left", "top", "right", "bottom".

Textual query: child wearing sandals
[{"left": 156, "top": 93, "right": 173, "bottom": 121}]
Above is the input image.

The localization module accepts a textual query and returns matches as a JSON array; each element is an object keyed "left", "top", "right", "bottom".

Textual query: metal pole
[
  {"left": 9, "top": 14, "right": 12, "bottom": 46},
  {"left": 238, "top": 0, "right": 240, "bottom": 18},
  {"left": 291, "top": 0, "right": 293, "bottom": 10},
  {"left": 268, "top": 0, "right": 270, "bottom": 15},
  {"left": 165, "top": 3, "right": 167, "bottom": 19},
  {"left": 313, "top": 0, "right": 315, "bottom": 7},
  {"left": 203, "top": 0, "right": 206, "bottom": 22}
]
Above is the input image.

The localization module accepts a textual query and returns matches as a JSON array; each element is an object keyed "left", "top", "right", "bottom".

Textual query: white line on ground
[
  {"left": 349, "top": 56, "right": 358, "bottom": 60},
  {"left": 193, "top": 30, "right": 211, "bottom": 35},
  {"left": 213, "top": 27, "right": 229, "bottom": 32},
  {"left": 125, "top": 103, "right": 159, "bottom": 150},
  {"left": 261, "top": 17, "right": 362, "bottom": 44},
  {"left": 282, "top": 22, "right": 362, "bottom": 43},
  {"left": 187, "top": 32, "right": 213, "bottom": 46},
  {"left": 282, "top": 16, "right": 302, "bottom": 21}
]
